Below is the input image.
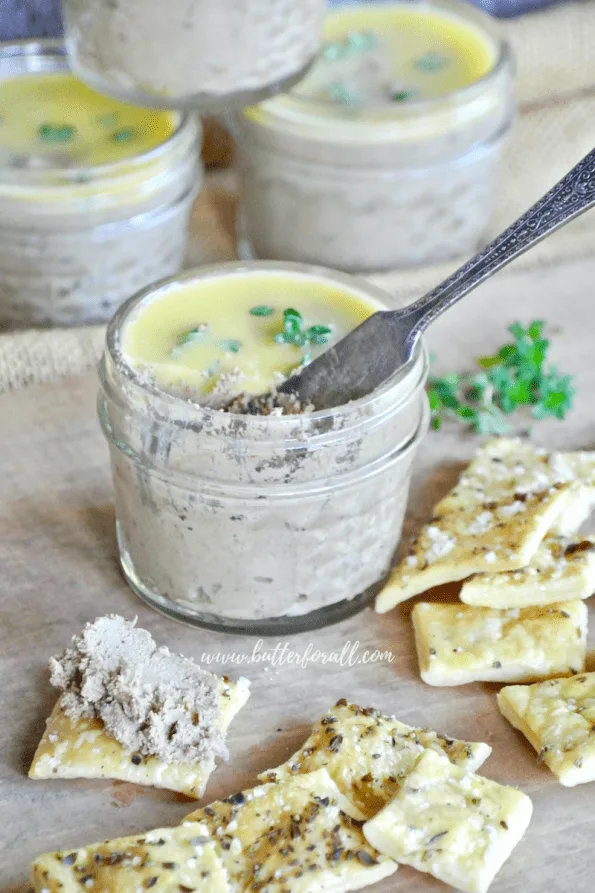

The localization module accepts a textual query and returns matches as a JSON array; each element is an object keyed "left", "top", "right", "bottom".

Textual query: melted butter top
[
  {"left": 0, "top": 72, "right": 177, "bottom": 169},
  {"left": 122, "top": 272, "right": 379, "bottom": 403}
]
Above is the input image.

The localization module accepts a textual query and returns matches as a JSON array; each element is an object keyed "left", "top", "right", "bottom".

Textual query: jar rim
[
  {"left": 105, "top": 260, "right": 429, "bottom": 427},
  {"left": 0, "top": 39, "right": 192, "bottom": 185},
  {"left": 243, "top": 0, "right": 513, "bottom": 142}
]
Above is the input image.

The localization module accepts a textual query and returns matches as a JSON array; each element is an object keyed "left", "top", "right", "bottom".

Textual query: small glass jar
[
  {"left": 98, "top": 261, "right": 430, "bottom": 635},
  {"left": 236, "top": 0, "right": 515, "bottom": 273},
  {"left": 62, "top": 0, "right": 325, "bottom": 111},
  {"left": 0, "top": 41, "right": 200, "bottom": 328}
]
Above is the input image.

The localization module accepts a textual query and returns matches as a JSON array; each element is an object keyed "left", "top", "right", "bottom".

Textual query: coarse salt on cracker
[
  {"left": 363, "top": 748, "right": 533, "bottom": 893},
  {"left": 412, "top": 601, "right": 587, "bottom": 687},
  {"left": 186, "top": 768, "right": 397, "bottom": 893},
  {"left": 258, "top": 699, "right": 491, "bottom": 818},
  {"left": 460, "top": 535, "right": 595, "bottom": 608},
  {"left": 376, "top": 438, "right": 594, "bottom": 613},
  {"left": 498, "top": 672, "right": 595, "bottom": 786}
]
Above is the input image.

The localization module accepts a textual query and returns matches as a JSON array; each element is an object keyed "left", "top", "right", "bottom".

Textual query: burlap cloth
[{"left": 2, "top": 1, "right": 595, "bottom": 393}]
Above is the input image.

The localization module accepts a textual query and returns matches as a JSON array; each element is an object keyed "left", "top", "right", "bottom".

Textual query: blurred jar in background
[
  {"left": 0, "top": 41, "right": 200, "bottom": 328},
  {"left": 62, "top": 0, "right": 326, "bottom": 111},
  {"left": 236, "top": 0, "right": 515, "bottom": 272}
]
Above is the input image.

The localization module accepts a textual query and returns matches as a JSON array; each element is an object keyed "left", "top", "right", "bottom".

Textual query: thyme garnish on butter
[
  {"left": 171, "top": 324, "right": 209, "bottom": 357},
  {"left": 178, "top": 325, "right": 208, "bottom": 346},
  {"left": 220, "top": 339, "right": 242, "bottom": 354},
  {"left": 428, "top": 321, "right": 575, "bottom": 435},
  {"left": 249, "top": 305, "right": 274, "bottom": 316},
  {"left": 38, "top": 123, "right": 76, "bottom": 143},
  {"left": 112, "top": 127, "right": 136, "bottom": 143},
  {"left": 274, "top": 308, "right": 332, "bottom": 348}
]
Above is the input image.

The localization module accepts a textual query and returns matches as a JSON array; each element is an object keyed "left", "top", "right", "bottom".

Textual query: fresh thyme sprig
[
  {"left": 428, "top": 320, "right": 575, "bottom": 435},
  {"left": 274, "top": 308, "right": 333, "bottom": 349}
]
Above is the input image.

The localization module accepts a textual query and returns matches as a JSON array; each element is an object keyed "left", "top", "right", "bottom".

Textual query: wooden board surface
[{"left": 2, "top": 258, "right": 595, "bottom": 893}]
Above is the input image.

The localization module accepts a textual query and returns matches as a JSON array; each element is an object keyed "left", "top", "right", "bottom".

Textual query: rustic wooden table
[{"left": 2, "top": 257, "right": 595, "bottom": 893}]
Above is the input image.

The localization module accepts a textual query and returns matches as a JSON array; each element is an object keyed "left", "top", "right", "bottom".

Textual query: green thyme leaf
[
  {"left": 347, "top": 30, "right": 377, "bottom": 52},
  {"left": 274, "top": 308, "right": 334, "bottom": 350},
  {"left": 323, "top": 41, "right": 347, "bottom": 62},
  {"left": 249, "top": 305, "right": 274, "bottom": 316},
  {"left": 327, "top": 82, "right": 359, "bottom": 105},
  {"left": 392, "top": 89, "right": 416, "bottom": 102},
  {"left": 220, "top": 339, "right": 242, "bottom": 354},
  {"left": 177, "top": 325, "right": 208, "bottom": 349},
  {"left": 112, "top": 127, "right": 136, "bottom": 143},
  {"left": 205, "top": 360, "right": 221, "bottom": 378},
  {"left": 415, "top": 52, "right": 450, "bottom": 73},
  {"left": 428, "top": 320, "right": 575, "bottom": 435},
  {"left": 306, "top": 324, "right": 333, "bottom": 345},
  {"left": 38, "top": 123, "right": 76, "bottom": 143}
]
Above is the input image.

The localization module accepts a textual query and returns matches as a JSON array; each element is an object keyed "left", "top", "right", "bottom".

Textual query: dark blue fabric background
[{"left": 0, "top": 0, "right": 63, "bottom": 40}]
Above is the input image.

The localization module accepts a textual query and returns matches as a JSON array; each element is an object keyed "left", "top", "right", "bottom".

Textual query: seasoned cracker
[
  {"left": 31, "top": 822, "right": 228, "bottom": 893},
  {"left": 258, "top": 700, "right": 491, "bottom": 818},
  {"left": 461, "top": 535, "right": 595, "bottom": 608},
  {"left": 498, "top": 672, "right": 595, "bottom": 786},
  {"left": 363, "top": 748, "right": 532, "bottom": 893},
  {"left": 412, "top": 601, "right": 587, "bottom": 686},
  {"left": 454, "top": 439, "right": 595, "bottom": 536},
  {"left": 546, "top": 448, "right": 595, "bottom": 534},
  {"left": 186, "top": 768, "right": 397, "bottom": 892},
  {"left": 376, "top": 438, "right": 580, "bottom": 613},
  {"left": 29, "top": 677, "right": 250, "bottom": 798}
]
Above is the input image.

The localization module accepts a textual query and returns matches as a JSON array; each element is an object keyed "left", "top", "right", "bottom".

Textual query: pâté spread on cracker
[{"left": 29, "top": 615, "right": 250, "bottom": 798}]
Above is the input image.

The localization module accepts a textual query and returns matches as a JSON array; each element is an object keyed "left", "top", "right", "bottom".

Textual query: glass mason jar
[
  {"left": 62, "top": 0, "right": 326, "bottom": 111},
  {"left": 98, "top": 261, "right": 430, "bottom": 635},
  {"left": 0, "top": 41, "right": 200, "bottom": 328},
  {"left": 236, "top": 0, "right": 515, "bottom": 273}
]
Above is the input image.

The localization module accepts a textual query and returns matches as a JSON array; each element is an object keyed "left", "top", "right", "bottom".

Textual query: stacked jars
[{"left": 8, "top": 0, "right": 515, "bottom": 631}]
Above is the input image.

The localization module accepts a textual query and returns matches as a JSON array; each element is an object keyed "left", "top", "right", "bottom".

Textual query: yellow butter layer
[
  {"left": 320, "top": 3, "right": 496, "bottom": 99},
  {"left": 122, "top": 272, "right": 378, "bottom": 400},
  {"left": 0, "top": 72, "right": 176, "bottom": 168}
]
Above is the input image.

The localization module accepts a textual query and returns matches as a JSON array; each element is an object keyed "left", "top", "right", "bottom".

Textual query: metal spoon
[{"left": 274, "top": 145, "right": 595, "bottom": 411}]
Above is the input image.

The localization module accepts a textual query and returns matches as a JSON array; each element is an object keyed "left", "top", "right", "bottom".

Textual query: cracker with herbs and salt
[
  {"left": 498, "top": 672, "right": 595, "bottom": 786},
  {"left": 31, "top": 822, "right": 229, "bottom": 893},
  {"left": 258, "top": 699, "right": 491, "bottom": 819},
  {"left": 412, "top": 601, "right": 587, "bottom": 687},
  {"left": 451, "top": 439, "right": 595, "bottom": 537},
  {"left": 185, "top": 768, "right": 397, "bottom": 893},
  {"left": 376, "top": 438, "right": 583, "bottom": 613},
  {"left": 363, "top": 748, "right": 533, "bottom": 893},
  {"left": 546, "top": 448, "right": 595, "bottom": 534},
  {"left": 29, "top": 677, "right": 250, "bottom": 798},
  {"left": 460, "top": 535, "right": 595, "bottom": 608}
]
